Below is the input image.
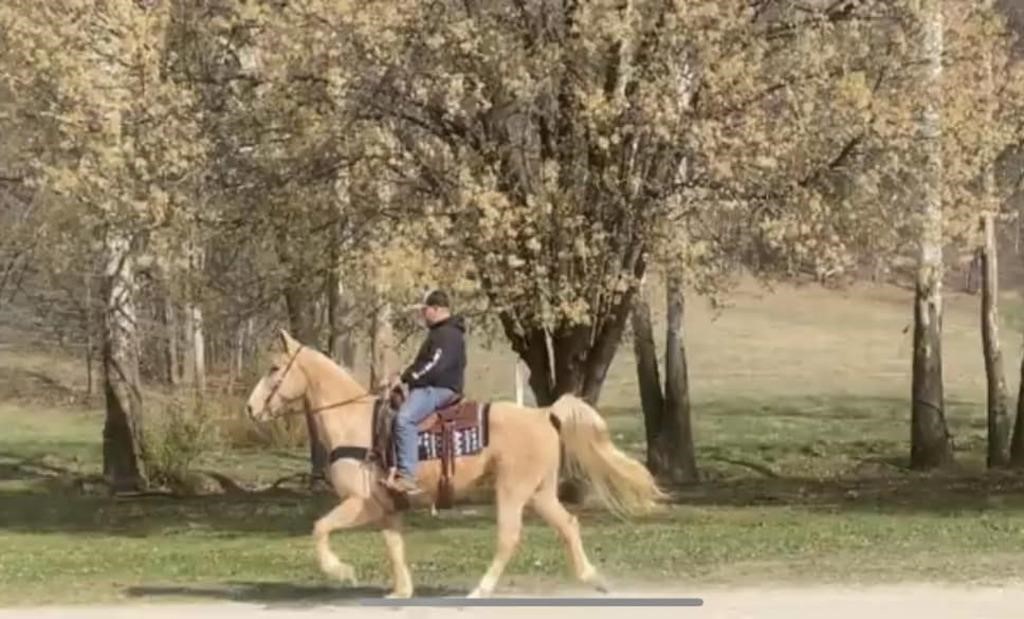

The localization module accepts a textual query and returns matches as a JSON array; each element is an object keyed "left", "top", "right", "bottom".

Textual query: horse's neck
[
  {"left": 301, "top": 350, "right": 369, "bottom": 409},
  {"left": 299, "top": 350, "right": 376, "bottom": 452}
]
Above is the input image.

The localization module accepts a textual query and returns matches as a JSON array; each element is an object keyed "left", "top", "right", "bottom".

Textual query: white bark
[
  {"left": 101, "top": 228, "right": 147, "bottom": 490},
  {"left": 182, "top": 229, "right": 205, "bottom": 394},
  {"left": 187, "top": 301, "right": 205, "bottom": 393},
  {"left": 234, "top": 320, "right": 246, "bottom": 378},
  {"left": 910, "top": 0, "right": 952, "bottom": 469},
  {"left": 370, "top": 300, "right": 394, "bottom": 389},
  {"left": 514, "top": 359, "right": 525, "bottom": 406},
  {"left": 920, "top": 0, "right": 944, "bottom": 275},
  {"left": 980, "top": 213, "right": 1010, "bottom": 466},
  {"left": 95, "top": 6, "right": 147, "bottom": 490}
]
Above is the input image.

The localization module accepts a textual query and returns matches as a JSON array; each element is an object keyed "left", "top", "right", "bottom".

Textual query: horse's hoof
[
  {"left": 582, "top": 568, "right": 609, "bottom": 594},
  {"left": 386, "top": 590, "right": 413, "bottom": 599},
  {"left": 340, "top": 568, "right": 358, "bottom": 585},
  {"left": 330, "top": 561, "right": 359, "bottom": 586},
  {"left": 467, "top": 588, "right": 490, "bottom": 599}
]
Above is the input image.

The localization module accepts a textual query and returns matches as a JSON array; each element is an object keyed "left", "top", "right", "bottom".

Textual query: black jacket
[{"left": 400, "top": 315, "right": 467, "bottom": 393}]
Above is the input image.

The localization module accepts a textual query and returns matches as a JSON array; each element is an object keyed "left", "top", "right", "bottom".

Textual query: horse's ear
[{"left": 278, "top": 329, "right": 298, "bottom": 354}]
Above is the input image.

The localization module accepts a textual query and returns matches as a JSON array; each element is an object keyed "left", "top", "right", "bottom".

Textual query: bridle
[
  {"left": 256, "top": 343, "right": 401, "bottom": 495},
  {"left": 260, "top": 344, "right": 306, "bottom": 416},
  {"left": 256, "top": 344, "right": 381, "bottom": 420}
]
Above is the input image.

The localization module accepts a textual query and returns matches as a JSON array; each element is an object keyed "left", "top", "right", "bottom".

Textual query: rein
[
  {"left": 258, "top": 344, "right": 397, "bottom": 478},
  {"left": 307, "top": 392, "right": 378, "bottom": 415}
]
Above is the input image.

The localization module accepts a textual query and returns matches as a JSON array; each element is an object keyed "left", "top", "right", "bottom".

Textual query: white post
[{"left": 514, "top": 358, "right": 525, "bottom": 406}]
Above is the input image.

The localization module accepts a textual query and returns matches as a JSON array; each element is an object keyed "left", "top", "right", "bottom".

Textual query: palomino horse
[{"left": 245, "top": 330, "right": 664, "bottom": 598}]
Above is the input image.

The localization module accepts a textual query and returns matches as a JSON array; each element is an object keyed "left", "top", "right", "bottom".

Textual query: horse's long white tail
[{"left": 548, "top": 394, "right": 666, "bottom": 518}]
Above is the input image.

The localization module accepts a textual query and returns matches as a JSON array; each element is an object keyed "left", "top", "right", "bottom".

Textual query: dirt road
[{"left": 2, "top": 585, "right": 1023, "bottom": 619}]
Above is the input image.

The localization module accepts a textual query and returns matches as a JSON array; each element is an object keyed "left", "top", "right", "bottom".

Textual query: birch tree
[
  {"left": 1, "top": 1, "right": 206, "bottom": 491},
  {"left": 908, "top": 0, "right": 952, "bottom": 469}
]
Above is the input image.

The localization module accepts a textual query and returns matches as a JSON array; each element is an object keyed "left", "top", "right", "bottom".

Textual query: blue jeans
[{"left": 394, "top": 386, "right": 455, "bottom": 478}]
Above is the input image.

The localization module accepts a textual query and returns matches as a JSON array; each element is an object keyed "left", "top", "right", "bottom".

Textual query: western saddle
[{"left": 371, "top": 386, "right": 487, "bottom": 510}]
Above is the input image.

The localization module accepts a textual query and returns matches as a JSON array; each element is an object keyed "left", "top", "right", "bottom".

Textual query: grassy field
[{"left": 5, "top": 277, "right": 1024, "bottom": 606}]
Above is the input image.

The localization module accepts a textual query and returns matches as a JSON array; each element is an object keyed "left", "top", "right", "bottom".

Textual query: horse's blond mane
[{"left": 299, "top": 345, "right": 369, "bottom": 400}]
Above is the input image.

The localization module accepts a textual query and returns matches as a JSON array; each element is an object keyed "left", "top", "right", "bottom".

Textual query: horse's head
[{"left": 246, "top": 329, "right": 309, "bottom": 422}]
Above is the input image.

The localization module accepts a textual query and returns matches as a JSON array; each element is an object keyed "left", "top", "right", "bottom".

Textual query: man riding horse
[
  {"left": 245, "top": 306, "right": 661, "bottom": 597},
  {"left": 383, "top": 289, "right": 467, "bottom": 495}
]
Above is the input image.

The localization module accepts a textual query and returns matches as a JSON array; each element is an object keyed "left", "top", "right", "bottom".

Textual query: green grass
[
  {"left": 5, "top": 472, "right": 1024, "bottom": 606},
  {"left": 5, "top": 278, "right": 1024, "bottom": 605}
]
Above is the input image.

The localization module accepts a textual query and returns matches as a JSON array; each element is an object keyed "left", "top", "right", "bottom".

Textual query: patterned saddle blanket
[
  {"left": 372, "top": 395, "right": 491, "bottom": 508},
  {"left": 415, "top": 403, "right": 489, "bottom": 461}
]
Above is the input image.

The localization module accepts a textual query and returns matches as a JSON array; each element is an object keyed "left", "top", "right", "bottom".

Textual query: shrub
[
  {"left": 212, "top": 393, "right": 309, "bottom": 451},
  {"left": 142, "top": 395, "right": 222, "bottom": 490}
]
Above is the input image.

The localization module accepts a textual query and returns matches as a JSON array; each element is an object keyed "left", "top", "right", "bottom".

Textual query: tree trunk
[
  {"left": 327, "top": 270, "right": 356, "bottom": 368},
  {"left": 186, "top": 301, "right": 205, "bottom": 395},
  {"left": 499, "top": 277, "right": 640, "bottom": 503},
  {"left": 245, "top": 318, "right": 254, "bottom": 370},
  {"left": 175, "top": 224, "right": 206, "bottom": 394},
  {"left": 284, "top": 282, "right": 327, "bottom": 480},
  {"left": 910, "top": 0, "right": 953, "bottom": 470},
  {"left": 162, "top": 296, "right": 179, "bottom": 386},
  {"left": 981, "top": 220, "right": 1010, "bottom": 468},
  {"left": 499, "top": 327, "right": 578, "bottom": 500},
  {"left": 517, "top": 329, "right": 557, "bottom": 406},
  {"left": 514, "top": 358, "right": 525, "bottom": 406},
  {"left": 370, "top": 300, "right": 394, "bottom": 389},
  {"left": 503, "top": 284, "right": 638, "bottom": 408},
  {"left": 327, "top": 168, "right": 356, "bottom": 368},
  {"left": 181, "top": 301, "right": 201, "bottom": 387},
  {"left": 979, "top": 27, "right": 1010, "bottom": 468},
  {"left": 85, "top": 272, "right": 95, "bottom": 398},
  {"left": 194, "top": 243, "right": 206, "bottom": 393},
  {"left": 660, "top": 272, "right": 699, "bottom": 483},
  {"left": 233, "top": 320, "right": 246, "bottom": 380},
  {"left": 631, "top": 281, "right": 665, "bottom": 474},
  {"left": 284, "top": 284, "right": 319, "bottom": 346},
  {"left": 101, "top": 229, "right": 147, "bottom": 493},
  {"left": 328, "top": 275, "right": 341, "bottom": 360},
  {"left": 1010, "top": 350, "right": 1024, "bottom": 466},
  {"left": 186, "top": 230, "right": 205, "bottom": 395}
]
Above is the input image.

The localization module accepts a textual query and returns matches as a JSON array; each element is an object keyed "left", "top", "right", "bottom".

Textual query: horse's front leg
[{"left": 313, "top": 496, "right": 382, "bottom": 585}]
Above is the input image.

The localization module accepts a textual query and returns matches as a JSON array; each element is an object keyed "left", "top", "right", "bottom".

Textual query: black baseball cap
[{"left": 407, "top": 288, "right": 450, "bottom": 310}]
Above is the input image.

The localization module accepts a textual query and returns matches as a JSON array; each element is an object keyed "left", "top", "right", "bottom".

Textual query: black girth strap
[
  {"left": 328, "top": 397, "right": 384, "bottom": 465},
  {"left": 329, "top": 446, "right": 369, "bottom": 463}
]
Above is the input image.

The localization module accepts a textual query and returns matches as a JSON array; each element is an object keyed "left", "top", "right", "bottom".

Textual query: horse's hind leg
[
  {"left": 530, "top": 475, "right": 608, "bottom": 592},
  {"left": 380, "top": 513, "right": 414, "bottom": 598},
  {"left": 313, "top": 496, "right": 383, "bottom": 585},
  {"left": 468, "top": 482, "right": 530, "bottom": 598}
]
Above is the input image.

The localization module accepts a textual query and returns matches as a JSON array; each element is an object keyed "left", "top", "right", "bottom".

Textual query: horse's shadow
[{"left": 125, "top": 581, "right": 469, "bottom": 608}]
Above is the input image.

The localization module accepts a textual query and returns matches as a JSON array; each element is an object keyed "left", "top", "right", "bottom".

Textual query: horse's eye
[{"left": 268, "top": 365, "right": 279, "bottom": 374}]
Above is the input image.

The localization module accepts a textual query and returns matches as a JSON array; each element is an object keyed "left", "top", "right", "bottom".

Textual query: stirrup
[
  {"left": 380, "top": 467, "right": 422, "bottom": 495},
  {"left": 380, "top": 467, "right": 398, "bottom": 486}
]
